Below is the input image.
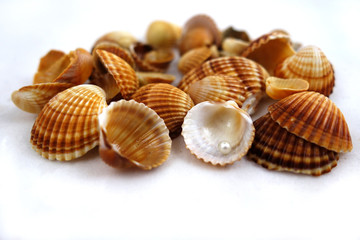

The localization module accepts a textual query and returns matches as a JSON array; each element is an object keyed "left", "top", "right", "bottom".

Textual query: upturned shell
[
  {"left": 182, "top": 101, "right": 255, "bottom": 166},
  {"left": 247, "top": 113, "right": 339, "bottom": 176},
  {"left": 146, "top": 20, "right": 182, "bottom": 48},
  {"left": 98, "top": 100, "right": 171, "bottom": 170},
  {"left": 92, "top": 31, "right": 137, "bottom": 50},
  {"left": 241, "top": 31, "right": 295, "bottom": 75},
  {"left": 11, "top": 82, "right": 74, "bottom": 114},
  {"left": 274, "top": 45, "right": 335, "bottom": 96},
  {"left": 178, "top": 46, "right": 213, "bottom": 75},
  {"left": 136, "top": 72, "right": 176, "bottom": 86},
  {"left": 33, "top": 48, "right": 93, "bottom": 85},
  {"left": 131, "top": 83, "right": 194, "bottom": 137},
  {"left": 265, "top": 77, "right": 309, "bottom": 100},
  {"left": 268, "top": 91, "right": 352, "bottom": 152},
  {"left": 222, "top": 26, "right": 250, "bottom": 42},
  {"left": 92, "top": 41, "right": 135, "bottom": 68},
  {"left": 221, "top": 38, "right": 249, "bottom": 56},
  {"left": 30, "top": 85, "right": 107, "bottom": 161},
  {"left": 179, "top": 14, "right": 221, "bottom": 55},
  {"left": 96, "top": 49, "right": 139, "bottom": 100}
]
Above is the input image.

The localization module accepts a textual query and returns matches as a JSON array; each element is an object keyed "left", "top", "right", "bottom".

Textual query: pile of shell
[{"left": 11, "top": 14, "right": 352, "bottom": 175}]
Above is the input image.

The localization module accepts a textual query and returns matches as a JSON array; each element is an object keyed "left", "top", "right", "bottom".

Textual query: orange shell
[
  {"left": 136, "top": 72, "right": 175, "bottom": 86},
  {"left": 274, "top": 45, "right": 335, "bottom": 96},
  {"left": 178, "top": 46, "right": 213, "bottom": 75},
  {"left": 247, "top": 113, "right": 339, "bottom": 176},
  {"left": 268, "top": 91, "right": 352, "bottom": 152},
  {"left": 30, "top": 85, "right": 107, "bottom": 161},
  {"left": 265, "top": 77, "right": 309, "bottom": 100}
]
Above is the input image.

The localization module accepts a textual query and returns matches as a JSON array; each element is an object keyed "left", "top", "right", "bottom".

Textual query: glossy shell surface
[{"left": 265, "top": 77, "right": 309, "bottom": 100}]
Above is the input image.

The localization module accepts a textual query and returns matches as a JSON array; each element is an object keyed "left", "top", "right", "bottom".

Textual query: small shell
[
  {"left": 268, "top": 91, "right": 352, "bottom": 152},
  {"left": 96, "top": 49, "right": 139, "bottom": 100},
  {"left": 92, "top": 31, "right": 137, "bottom": 50},
  {"left": 131, "top": 83, "right": 194, "bottom": 137},
  {"left": 182, "top": 101, "right": 255, "bottom": 166},
  {"left": 178, "top": 47, "right": 213, "bottom": 75},
  {"left": 30, "top": 85, "right": 107, "bottom": 161},
  {"left": 265, "top": 77, "right": 309, "bottom": 100},
  {"left": 136, "top": 72, "right": 175, "bottom": 86},
  {"left": 11, "top": 82, "right": 74, "bottom": 113},
  {"left": 143, "top": 48, "right": 174, "bottom": 70},
  {"left": 98, "top": 100, "right": 171, "bottom": 170},
  {"left": 247, "top": 113, "right": 339, "bottom": 176},
  {"left": 146, "top": 20, "right": 181, "bottom": 48},
  {"left": 241, "top": 31, "right": 296, "bottom": 75},
  {"left": 274, "top": 45, "right": 335, "bottom": 96},
  {"left": 179, "top": 14, "right": 221, "bottom": 55},
  {"left": 222, "top": 26, "right": 250, "bottom": 42},
  {"left": 222, "top": 38, "right": 249, "bottom": 56},
  {"left": 34, "top": 48, "right": 93, "bottom": 85}
]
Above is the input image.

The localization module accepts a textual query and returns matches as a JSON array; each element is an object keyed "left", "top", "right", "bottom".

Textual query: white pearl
[{"left": 218, "top": 141, "right": 231, "bottom": 155}]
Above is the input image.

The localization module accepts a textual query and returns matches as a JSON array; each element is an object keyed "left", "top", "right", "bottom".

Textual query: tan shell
[
  {"left": 241, "top": 31, "right": 295, "bottom": 75},
  {"left": 11, "top": 82, "right": 74, "bottom": 114},
  {"left": 136, "top": 72, "right": 176, "bottom": 86},
  {"left": 34, "top": 48, "right": 93, "bottom": 85},
  {"left": 178, "top": 47, "right": 213, "bottom": 75},
  {"left": 179, "top": 14, "right": 221, "bottom": 55},
  {"left": 92, "top": 31, "right": 137, "bottom": 50},
  {"left": 247, "top": 113, "right": 339, "bottom": 176},
  {"left": 222, "top": 38, "right": 249, "bottom": 56},
  {"left": 96, "top": 49, "right": 139, "bottom": 100},
  {"left": 182, "top": 101, "right": 255, "bottom": 166},
  {"left": 98, "top": 100, "right": 171, "bottom": 170},
  {"left": 143, "top": 48, "right": 174, "bottom": 70},
  {"left": 265, "top": 77, "right": 309, "bottom": 100},
  {"left": 131, "top": 83, "right": 194, "bottom": 137},
  {"left": 274, "top": 45, "right": 335, "bottom": 96},
  {"left": 268, "top": 91, "right": 352, "bottom": 152},
  {"left": 146, "top": 20, "right": 181, "bottom": 48},
  {"left": 222, "top": 26, "right": 250, "bottom": 42},
  {"left": 30, "top": 85, "right": 107, "bottom": 161}
]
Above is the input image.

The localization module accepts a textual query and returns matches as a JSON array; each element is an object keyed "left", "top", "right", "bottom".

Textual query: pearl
[{"left": 218, "top": 141, "right": 231, "bottom": 155}]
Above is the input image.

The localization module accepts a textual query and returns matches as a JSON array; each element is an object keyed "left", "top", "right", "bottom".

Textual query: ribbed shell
[
  {"left": 131, "top": 83, "right": 194, "bottom": 137},
  {"left": 178, "top": 47, "right": 212, "bottom": 75},
  {"left": 241, "top": 31, "right": 295, "bottom": 75},
  {"left": 92, "top": 41, "right": 135, "bottom": 68},
  {"left": 30, "top": 85, "right": 107, "bottom": 161},
  {"left": 98, "top": 100, "right": 171, "bottom": 170},
  {"left": 96, "top": 49, "right": 139, "bottom": 100},
  {"left": 268, "top": 91, "right": 352, "bottom": 152},
  {"left": 182, "top": 101, "right": 255, "bottom": 166},
  {"left": 129, "top": 43, "right": 165, "bottom": 72},
  {"left": 178, "top": 56, "right": 269, "bottom": 93},
  {"left": 247, "top": 113, "right": 339, "bottom": 176},
  {"left": 11, "top": 82, "right": 74, "bottom": 114},
  {"left": 274, "top": 45, "right": 335, "bottom": 96}
]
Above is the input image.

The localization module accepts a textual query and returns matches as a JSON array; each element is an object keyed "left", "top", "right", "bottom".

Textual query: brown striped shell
[
  {"left": 131, "top": 83, "right": 194, "bottom": 137},
  {"left": 247, "top": 113, "right": 339, "bottom": 176},
  {"left": 241, "top": 31, "right": 295, "bottom": 75},
  {"left": 98, "top": 100, "right": 171, "bottom": 170},
  {"left": 268, "top": 91, "right": 352, "bottom": 152},
  {"left": 274, "top": 45, "right": 335, "bottom": 96},
  {"left": 34, "top": 48, "right": 93, "bottom": 85},
  {"left": 30, "top": 85, "right": 107, "bottom": 161},
  {"left": 92, "top": 41, "right": 135, "bottom": 68},
  {"left": 11, "top": 82, "right": 74, "bottom": 114},
  {"left": 178, "top": 47, "right": 213, "bottom": 75}
]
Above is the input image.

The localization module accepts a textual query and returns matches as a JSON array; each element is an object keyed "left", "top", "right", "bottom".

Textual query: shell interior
[{"left": 265, "top": 77, "right": 309, "bottom": 100}]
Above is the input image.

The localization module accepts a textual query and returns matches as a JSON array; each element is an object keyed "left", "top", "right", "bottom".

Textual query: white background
[{"left": 1, "top": 0, "right": 360, "bottom": 239}]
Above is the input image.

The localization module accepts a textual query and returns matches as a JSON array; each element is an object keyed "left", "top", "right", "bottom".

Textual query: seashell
[
  {"left": 247, "top": 113, "right": 339, "bottom": 176},
  {"left": 182, "top": 101, "right": 255, "bottom": 166},
  {"left": 143, "top": 48, "right": 174, "bottom": 70},
  {"left": 241, "top": 31, "right": 296, "bottom": 75},
  {"left": 221, "top": 38, "right": 249, "bottom": 56},
  {"left": 146, "top": 20, "right": 182, "bottom": 48},
  {"left": 179, "top": 14, "right": 221, "bottom": 55},
  {"left": 136, "top": 72, "right": 175, "bottom": 86},
  {"left": 98, "top": 100, "right": 171, "bottom": 170},
  {"left": 274, "top": 45, "right": 335, "bottom": 96},
  {"left": 11, "top": 82, "right": 74, "bottom": 114},
  {"left": 30, "top": 85, "right": 107, "bottom": 161},
  {"left": 265, "top": 77, "right": 309, "bottom": 100},
  {"left": 268, "top": 91, "right": 352, "bottom": 152},
  {"left": 222, "top": 26, "right": 250, "bottom": 42},
  {"left": 131, "top": 83, "right": 194, "bottom": 137},
  {"left": 92, "top": 31, "right": 137, "bottom": 50},
  {"left": 178, "top": 46, "right": 213, "bottom": 75},
  {"left": 96, "top": 49, "right": 139, "bottom": 100},
  {"left": 34, "top": 48, "right": 93, "bottom": 85}
]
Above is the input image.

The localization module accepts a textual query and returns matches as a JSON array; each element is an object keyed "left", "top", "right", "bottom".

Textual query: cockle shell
[
  {"left": 247, "top": 113, "right": 339, "bottom": 176},
  {"left": 274, "top": 45, "right": 335, "bottom": 96},
  {"left": 268, "top": 91, "right": 352, "bottom": 152},
  {"left": 11, "top": 82, "right": 74, "bottom": 113},
  {"left": 131, "top": 83, "right": 194, "bottom": 137},
  {"left": 221, "top": 38, "right": 249, "bottom": 56},
  {"left": 241, "top": 31, "right": 295, "bottom": 75},
  {"left": 98, "top": 100, "right": 171, "bottom": 170},
  {"left": 178, "top": 46, "right": 213, "bottom": 75},
  {"left": 146, "top": 20, "right": 182, "bottom": 48},
  {"left": 222, "top": 26, "right": 250, "bottom": 42},
  {"left": 136, "top": 72, "right": 176, "bottom": 86},
  {"left": 182, "top": 101, "right": 255, "bottom": 166},
  {"left": 265, "top": 77, "right": 309, "bottom": 100},
  {"left": 92, "top": 31, "right": 137, "bottom": 50},
  {"left": 33, "top": 48, "right": 93, "bottom": 85},
  {"left": 30, "top": 85, "right": 107, "bottom": 161},
  {"left": 96, "top": 49, "right": 139, "bottom": 100}
]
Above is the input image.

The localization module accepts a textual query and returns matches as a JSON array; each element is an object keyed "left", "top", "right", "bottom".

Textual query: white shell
[{"left": 181, "top": 101, "right": 255, "bottom": 166}]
